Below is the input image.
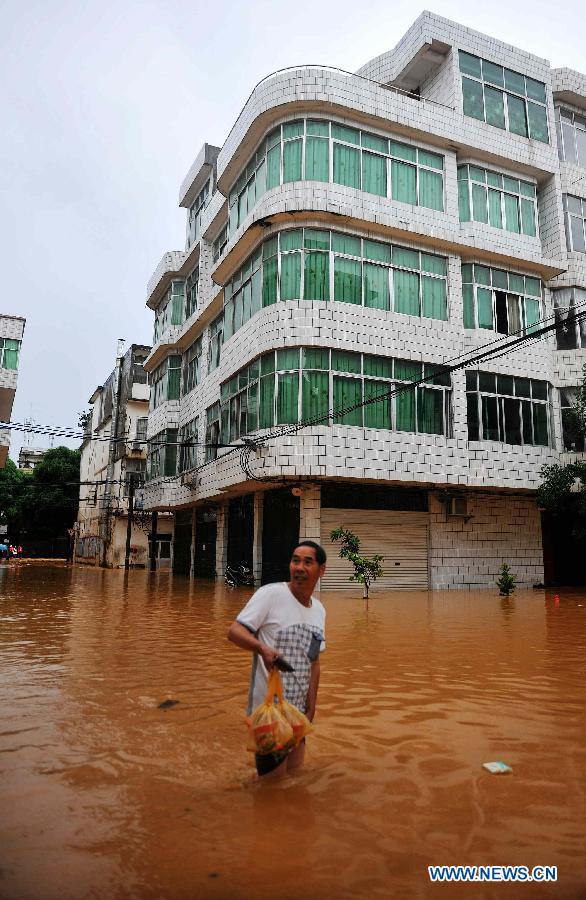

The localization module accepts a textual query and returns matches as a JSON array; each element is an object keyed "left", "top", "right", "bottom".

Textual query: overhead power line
[{"left": 237, "top": 306, "right": 586, "bottom": 480}]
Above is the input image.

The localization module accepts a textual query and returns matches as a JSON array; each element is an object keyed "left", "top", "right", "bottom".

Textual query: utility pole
[
  {"left": 101, "top": 338, "right": 125, "bottom": 567},
  {"left": 124, "top": 472, "right": 135, "bottom": 571}
]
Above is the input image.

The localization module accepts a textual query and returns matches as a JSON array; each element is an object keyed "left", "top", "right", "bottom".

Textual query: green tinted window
[
  {"left": 364, "top": 380, "right": 392, "bottom": 429},
  {"left": 422, "top": 276, "right": 447, "bottom": 320},
  {"left": 276, "top": 372, "right": 299, "bottom": 425},
  {"left": 262, "top": 256, "right": 278, "bottom": 306},
  {"left": 363, "top": 355, "right": 392, "bottom": 378},
  {"left": 280, "top": 252, "right": 301, "bottom": 300},
  {"left": 333, "top": 376, "right": 362, "bottom": 426},
  {"left": 280, "top": 230, "right": 302, "bottom": 251},
  {"left": 419, "top": 168, "right": 443, "bottom": 211},
  {"left": 304, "top": 252, "right": 329, "bottom": 301},
  {"left": 362, "top": 132, "right": 388, "bottom": 153},
  {"left": 394, "top": 269, "right": 419, "bottom": 316},
  {"left": 395, "top": 386, "right": 416, "bottom": 432},
  {"left": 332, "top": 233, "right": 361, "bottom": 255},
  {"left": 331, "top": 123, "right": 360, "bottom": 144},
  {"left": 305, "top": 137, "right": 329, "bottom": 181},
  {"left": 391, "top": 160, "right": 417, "bottom": 204},
  {"left": 364, "top": 263, "right": 390, "bottom": 310},
  {"left": 485, "top": 86, "right": 505, "bottom": 129},
  {"left": 363, "top": 239, "right": 391, "bottom": 263},
  {"left": 302, "top": 371, "right": 329, "bottom": 422},
  {"left": 334, "top": 256, "right": 362, "bottom": 304},
  {"left": 362, "top": 152, "right": 387, "bottom": 196},
  {"left": 333, "top": 143, "right": 360, "bottom": 188},
  {"left": 507, "top": 94, "right": 528, "bottom": 137},
  {"left": 331, "top": 350, "right": 361, "bottom": 374},
  {"left": 283, "top": 139, "right": 302, "bottom": 182},
  {"left": 303, "top": 348, "right": 329, "bottom": 370},
  {"left": 462, "top": 77, "right": 484, "bottom": 120},
  {"left": 306, "top": 120, "right": 329, "bottom": 136},
  {"left": 459, "top": 51, "right": 481, "bottom": 78}
]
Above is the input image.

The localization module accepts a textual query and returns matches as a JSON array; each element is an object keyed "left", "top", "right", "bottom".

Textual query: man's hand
[{"left": 259, "top": 644, "right": 280, "bottom": 670}]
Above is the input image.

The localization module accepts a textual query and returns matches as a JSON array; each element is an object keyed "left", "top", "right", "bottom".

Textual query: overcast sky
[{"left": 2, "top": 0, "right": 583, "bottom": 461}]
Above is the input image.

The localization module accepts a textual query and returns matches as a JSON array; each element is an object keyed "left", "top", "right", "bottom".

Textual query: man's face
[{"left": 289, "top": 545, "right": 325, "bottom": 591}]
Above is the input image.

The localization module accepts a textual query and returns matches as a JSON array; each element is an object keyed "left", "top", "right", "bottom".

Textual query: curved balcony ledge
[
  {"left": 146, "top": 242, "right": 201, "bottom": 312},
  {"left": 552, "top": 67, "right": 586, "bottom": 111},
  {"left": 146, "top": 251, "right": 189, "bottom": 307},
  {"left": 174, "top": 428, "right": 559, "bottom": 504},
  {"left": 216, "top": 66, "right": 455, "bottom": 194},
  {"left": 144, "top": 328, "right": 181, "bottom": 371},
  {"left": 212, "top": 187, "right": 565, "bottom": 288},
  {"left": 145, "top": 401, "right": 180, "bottom": 440},
  {"left": 216, "top": 66, "right": 559, "bottom": 201}
]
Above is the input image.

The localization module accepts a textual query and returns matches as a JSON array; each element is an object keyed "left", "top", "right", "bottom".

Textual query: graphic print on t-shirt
[{"left": 274, "top": 623, "right": 325, "bottom": 711}]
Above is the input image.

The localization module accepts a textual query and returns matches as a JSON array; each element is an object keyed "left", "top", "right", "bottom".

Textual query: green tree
[
  {"left": 564, "top": 363, "right": 586, "bottom": 447},
  {"left": 13, "top": 447, "right": 81, "bottom": 541},
  {"left": 0, "top": 459, "right": 27, "bottom": 531},
  {"left": 496, "top": 563, "right": 516, "bottom": 596},
  {"left": 537, "top": 460, "right": 586, "bottom": 541},
  {"left": 330, "top": 527, "right": 384, "bottom": 599},
  {"left": 78, "top": 409, "right": 92, "bottom": 432}
]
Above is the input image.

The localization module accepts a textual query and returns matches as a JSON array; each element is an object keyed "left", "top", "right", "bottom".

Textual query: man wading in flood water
[{"left": 228, "top": 541, "right": 327, "bottom": 777}]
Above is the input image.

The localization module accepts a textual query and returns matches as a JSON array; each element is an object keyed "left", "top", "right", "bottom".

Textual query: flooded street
[{"left": 1, "top": 563, "right": 585, "bottom": 899}]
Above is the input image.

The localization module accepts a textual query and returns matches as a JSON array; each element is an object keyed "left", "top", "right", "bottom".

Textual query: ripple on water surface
[{"left": 1, "top": 563, "right": 585, "bottom": 899}]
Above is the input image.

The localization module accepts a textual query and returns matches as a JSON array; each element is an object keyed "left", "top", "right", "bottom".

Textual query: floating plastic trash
[{"left": 482, "top": 761, "right": 512, "bottom": 774}]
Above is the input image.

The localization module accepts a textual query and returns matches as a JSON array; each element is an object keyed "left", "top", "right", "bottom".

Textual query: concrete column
[
  {"left": 215, "top": 504, "right": 228, "bottom": 578},
  {"left": 299, "top": 484, "right": 321, "bottom": 542},
  {"left": 252, "top": 492, "right": 264, "bottom": 584}
]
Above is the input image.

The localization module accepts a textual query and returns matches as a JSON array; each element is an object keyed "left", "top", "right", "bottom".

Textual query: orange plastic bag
[
  {"left": 279, "top": 697, "right": 313, "bottom": 745},
  {"left": 246, "top": 667, "right": 294, "bottom": 755}
]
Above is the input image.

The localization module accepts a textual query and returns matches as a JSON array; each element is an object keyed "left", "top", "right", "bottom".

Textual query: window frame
[
  {"left": 223, "top": 228, "right": 449, "bottom": 344},
  {"left": 457, "top": 164, "right": 538, "bottom": 236},
  {"left": 563, "top": 194, "right": 586, "bottom": 252},
  {"left": 227, "top": 118, "right": 446, "bottom": 234},
  {"left": 215, "top": 348, "right": 452, "bottom": 445},
  {"left": 461, "top": 263, "right": 542, "bottom": 335},
  {"left": 466, "top": 370, "right": 551, "bottom": 447},
  {"left": 459, "top": 51, "right": 549, "bottom": 143}
]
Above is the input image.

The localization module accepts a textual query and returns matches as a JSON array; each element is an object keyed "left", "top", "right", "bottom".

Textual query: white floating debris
[{"left": 483, "top": 761, "right": 512, "bottom": 774}]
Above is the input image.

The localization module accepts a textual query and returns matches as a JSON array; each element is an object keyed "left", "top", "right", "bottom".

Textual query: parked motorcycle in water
[{"left": 225, "top": 563, "right": 254, "bottom": 587}]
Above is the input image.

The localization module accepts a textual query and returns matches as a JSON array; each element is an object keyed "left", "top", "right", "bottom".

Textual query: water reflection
[{"left": 1, "top": 563, "right": 585, "bottom": 898}]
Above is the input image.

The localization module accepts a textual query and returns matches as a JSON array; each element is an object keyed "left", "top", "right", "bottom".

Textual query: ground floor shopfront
[{"left": 171, "top": 482, "right": 545, "bottom": 590}]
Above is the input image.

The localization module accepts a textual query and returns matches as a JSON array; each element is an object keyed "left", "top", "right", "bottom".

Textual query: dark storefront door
[
  {"left": 227, "top": 495, "right": 254, "bottom": 569},
  {"left": 194, "top": 510, "right": 217, "bottom": 577},
  {"left": 173, "top": 511, "right": 192, "bottom": 575},
  {"left": 261, "top": 488, "right": 300, "bottom": 584}
]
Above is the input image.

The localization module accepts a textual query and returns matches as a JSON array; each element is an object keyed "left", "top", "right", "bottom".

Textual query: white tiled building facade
[
  {"left": 0, "top": 315, "right": 25, "bottom": 468},
  {"left": 74, "top": 344, "right": 175, "bottom": 568},
  {"left": 141, "top": 13, "right": 586, "bottom": 589}
]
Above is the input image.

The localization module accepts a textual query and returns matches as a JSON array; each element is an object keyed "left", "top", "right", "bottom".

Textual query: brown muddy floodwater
[{"left": 0, "top": 563, "right": 585, "bottom": 900}]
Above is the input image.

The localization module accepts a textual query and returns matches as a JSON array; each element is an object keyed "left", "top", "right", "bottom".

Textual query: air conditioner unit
[{"left": 448, "top": 496, "right": 468, "bottom": 517}]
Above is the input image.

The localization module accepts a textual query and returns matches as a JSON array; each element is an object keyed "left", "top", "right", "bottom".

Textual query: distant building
[
  {"left": 74, "top": 343, "right": 173, "bottom": 568},
  {"left": 0, "top": 315, "right": 25, "bottom": 468},
  {"left": 17, "top": 446, "right": 47, "bottom": 471}
]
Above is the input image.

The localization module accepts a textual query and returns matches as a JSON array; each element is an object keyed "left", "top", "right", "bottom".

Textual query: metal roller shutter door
[{"left": 320, "top": 508, "right": 429, "bottom": 590}]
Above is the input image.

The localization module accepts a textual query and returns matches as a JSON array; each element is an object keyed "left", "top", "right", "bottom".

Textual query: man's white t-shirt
[{"left": 236, "top": 582, "right": 326, "bottom": 714}]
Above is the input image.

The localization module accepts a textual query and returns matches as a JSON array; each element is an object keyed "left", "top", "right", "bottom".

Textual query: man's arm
[
  {"left": 227, "top": 620, "right": 279, "bottom": 670},
  {"left": 305, "top": 657, "right": 320, "bottom": 722}
]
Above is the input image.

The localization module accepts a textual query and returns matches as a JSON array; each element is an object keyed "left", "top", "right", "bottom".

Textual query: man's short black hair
[{"left": 293, "top": 540, "right": 327, "bottom": 566}]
